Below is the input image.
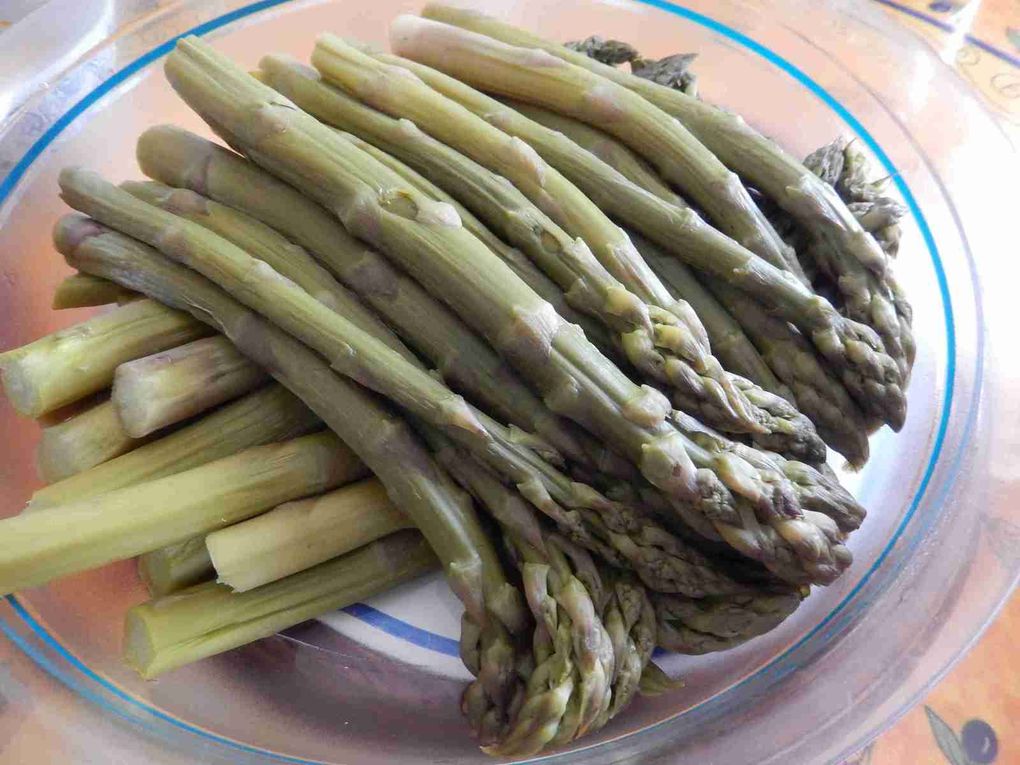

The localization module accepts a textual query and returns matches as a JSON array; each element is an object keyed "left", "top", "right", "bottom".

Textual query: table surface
[{"left": 0, "top": 1, "right": 1017, "bottom": 764}]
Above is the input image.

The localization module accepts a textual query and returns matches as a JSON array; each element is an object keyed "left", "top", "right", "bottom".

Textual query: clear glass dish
[{"left": 1, "top": 1, "right": 1017, "bottom": 763}]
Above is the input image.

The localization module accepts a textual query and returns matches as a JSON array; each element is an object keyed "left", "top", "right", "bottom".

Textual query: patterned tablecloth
[
  {"left": 840, "top": 7, "right": 1019, "bottom": 765},
  {"left": 0, "top": 1, "right": 1016, "bottom": 764}
]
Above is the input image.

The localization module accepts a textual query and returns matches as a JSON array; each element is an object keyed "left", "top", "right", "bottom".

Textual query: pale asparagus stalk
[
  {"left": 362, "top": 46, "right": 906, "bottom": 430},
  {"left": 207, "top": 477, "right": 413, "bottom": 592},
  {"left": 155, "top": 39, "right": 852, "bottom": 584},
  {"left": 35, "top": 398, "right": 139, "bottom": 483},
  {"left": 56, "top": 216, "right": 532, "bottom": 745},
  {"left": 137, "top": 537, "right": 213, "bottom": 597},
  {"left": 0, "top": 298, "right": 210, "bottom": 417},
  {"left": 112, "top": 335, "right": 268, "bottom": 438},
  {"left": 391, "top": 15, "right": 795, "bottom": 276},
  {"left": 30, "top": 383, "right": 318, "bottom": 510},
  {"left": 125, "top": 530, "right": 436, "bottom": 678},
  {"left": 0, "top": 431, "right": 362, "bottom": 596},
  {"left": 266, "top": 52, "right": 824, "bottom": 459},
  {"left": 52, "top": 273, "right": 135, "bottom": 308},
  {"left": 420, "top": 4, "right": 888, "bottom": 276},
  {"left": 134, "top": 126, "right": 628, "bottom": 480},
  {"left": 121, "top": 179, "right": 414, "bottom": 362}
]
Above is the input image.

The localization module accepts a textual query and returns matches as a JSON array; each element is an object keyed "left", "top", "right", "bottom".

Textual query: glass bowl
[{"left": 1, "top": 0, "right": 1017, "bottom": 763}]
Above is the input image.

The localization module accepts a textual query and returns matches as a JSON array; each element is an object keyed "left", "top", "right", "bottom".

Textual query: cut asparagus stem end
[{"left": 124, "top": 530, "right": 437, "bottom": 678}]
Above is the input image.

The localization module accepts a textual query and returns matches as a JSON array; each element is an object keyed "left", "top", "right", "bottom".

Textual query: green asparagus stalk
[
  {"left": 35, "top": 398, "right": 139, "bottom": 483},
  {"left": 670, "top": 409, "right": 864, "bottom": 533},
  {"left": 363, "top": 46, "right": 907, "bottom": 430},
  {"left": 111, "top": 335, "right": 268, "bottom": 438},
  {"left": 125, "top": 530, "right": 436, "bottom": 678},
  {"left": 55, "top": 214, "right": 531, "bottom": 746},
  {"left": 267, "top": 52, "right": 823, "bottom": 459},
  {"left": 800, "top": 139, "right": 914, "bottom": 371},
  {"left": 207, "top": 477, "right": 413, "bottom": 592},
  {"left": 420, "top": 5, "right": 889, "bottom": 277},
  {"left": 132, "top": 128, "right": 630, "bottom": 480},
  {"left": 527, "top": 113, "right": 867, "bottom": 463},
  {"left": 599, "top": 570, "right": 657, "bottom": 719},
  {"left": 631, "top": 232, "right": 791, "bottom": 400},
  {"left": 154, "top": 39, "right": 853, "bottom": 585},
  {"left": 52, "top": 273, "right": 135, "bottom": 309},
  {"left": 121, "top": 179, "right": 415, "bottom": 362},
  {"left": 709, "top": 281, "right": 871, "bottom": 466},
  {"left": 653, "top": 588, "right": 803, "bottom": 655},
  {"left": 501, "top": 98, "right": 687, "bottom": 210},
  {"left": 427, "top": 432, "right": 630, "bottom": 752},
  {"left": 392, "top": 14, "right": 796, "bottom": 277},
  {"left": 0, "top": 430, "right": 362, "bottom": 595},
  {"left": 30, "top": 382, "right": 318, "bottom": 510},
  {"left": 137, "top": 537, "right": 213, "bottom": 597},
  {"left": 0, "top": 298, "right": 210, "bottom": 417}
]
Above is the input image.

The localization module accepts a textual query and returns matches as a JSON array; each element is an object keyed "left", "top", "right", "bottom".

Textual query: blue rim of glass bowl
[{"left": 0, "top": 0, "right": 966, "bottom": 761}]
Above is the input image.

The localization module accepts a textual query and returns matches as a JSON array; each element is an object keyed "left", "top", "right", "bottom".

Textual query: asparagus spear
[
  {"left": 137, "top": 537, "right": 213, "bottom": 597},
  {"left": 268, "top": 52, "right": 823, "bottom": 460},
  {"left": 112, "top": 336, "right": 268, "bottom": 438},
  {"left": 140, "top": 478, "right": 408, "bottom": 596},
  {"left": 30, "top": 382, "right": 319, "bottom": 510},
  {"left": 121, "top": 179, "right": 415, "bottom": 363},
  {"left": 420, "top": 5, "right": 890, "bottom": 278},
  {"left": 125, "top": 530, "right": 436, "bottom": 678},
  {"left": 52, "top": 273, "right": 135, "bottom": 309},
  {"left": 0, "top": 297, "right": 210, "bottom": 417},
  {"left": 503, "top": 98, "right": 687, "bottom": 210},
  {"left": 800, "top": 139, "right": 915, "bottom": 372},
  {"left": 55, "top": 215, "right": 533, "bottom": 748},
  {"left": 390, "top": 15, "right": 795, "bottom": 278},
  {"left": 207, "top": 478, "right": 413, "bottom": 592},
  {"left": 156, "top": 38, "right": 852, "bottom": 584},
  {"left": 356, "top": 47, "right": 906, "bottom": 432},
  {"left": 427, "top": 433, "right": 616, "bottom": 753},
  {"left": 35, "top": 398, "right": 139, "bottom": 482},
  {"left": 670, "top": 410, "right": 864, "bottom": 533},
  {"left": 631, "top": 232, "right": 791, "bottom": 400},
  {"left": 653, "top": 588, "right": 803, "bottom": 655},
  {"left": 709, "top": 281, "right": 871, "bottom": 466},
  {"left": 134, "top": 126, "right": 629, "bottom": 481},
  {"left": 0, "top": 430, "right": 363, "bottom": 595}
]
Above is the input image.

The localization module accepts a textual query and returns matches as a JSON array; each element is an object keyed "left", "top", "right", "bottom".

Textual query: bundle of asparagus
[{"left": 0, "top": 9, "right": 915, "bottom": 757}]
